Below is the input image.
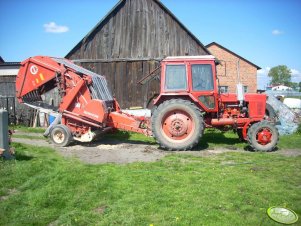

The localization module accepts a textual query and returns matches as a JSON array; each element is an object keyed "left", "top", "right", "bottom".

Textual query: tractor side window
[
  {"left": 192, "top": 64, "right": 214, "bottom": 91},
  {"left": 165, "top": 65, "right": 187, "bottom": 90}
]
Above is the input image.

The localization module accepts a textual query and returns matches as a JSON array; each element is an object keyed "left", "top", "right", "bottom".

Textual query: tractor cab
[{"left": 154, "top": 55, "right": 219, "bottom": 112}]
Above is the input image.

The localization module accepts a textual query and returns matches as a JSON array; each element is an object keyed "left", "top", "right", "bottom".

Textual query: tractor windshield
[
  {"left": 165, "top": 65, "right": 187, "bottom": 90},
  {"left": 191, "top": 64, "right": 214, "bottom": 91}
]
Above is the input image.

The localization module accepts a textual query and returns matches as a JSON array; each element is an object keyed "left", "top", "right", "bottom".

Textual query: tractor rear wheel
[
  {"left": 247, "top": 121, "right": 279, "bottom": 152},
  {"left": 50, "top": 124, "right": 73, "bottom": 147},
  {"left": 152, "top": 99, "right": 204, "bottom": 151}
]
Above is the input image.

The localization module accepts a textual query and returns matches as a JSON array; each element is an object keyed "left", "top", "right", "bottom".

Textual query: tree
[
  {"left": 268, "top": 65, "right": 291, "bottom": 86},
  {"left": 288, "top": 82, "right": 298, "bottom": 91}
]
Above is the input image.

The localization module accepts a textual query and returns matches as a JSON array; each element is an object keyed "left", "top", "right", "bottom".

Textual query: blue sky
[{"left": 1, "top": 0, "right": 300, "bottom": 89}]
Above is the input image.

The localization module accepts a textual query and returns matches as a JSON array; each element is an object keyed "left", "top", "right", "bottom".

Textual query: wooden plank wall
[
  {"left": 81, "top": 60, "right": 160, "bottom": 108},
  {"left": 69, "top": 0, "right": 207, "bottom": 60}
]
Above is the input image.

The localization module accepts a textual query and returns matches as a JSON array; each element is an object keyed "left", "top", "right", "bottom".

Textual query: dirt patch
[
  {"left": 58, "top": 141, "right": 166, "bottom": 164},
  {"left": 0, "top": 188, "right": 18, "bottom": 201},
  {"left": 94, "top": 205, "right": 109, "bottom": 214},
  {"left": 12, "top": 131, "right": 300, "bottom": 164},
  {"left": 13, "top": 135, "right": 245, "bottom": 164},
  {"left": 274, "top": 149, "right": 301, "bottom": 157},
  {"left": 13, "top": 138, "right": 53, "bottom": 147}
]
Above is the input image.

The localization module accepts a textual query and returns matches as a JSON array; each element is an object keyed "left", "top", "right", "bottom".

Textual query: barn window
[{"left": 165, "top": 65, "right": 187, "bottom": 90}]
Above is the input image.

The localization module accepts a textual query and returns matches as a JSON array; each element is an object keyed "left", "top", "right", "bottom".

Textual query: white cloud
[
  {"left": 272, "top": 29, "right": 283, "bottom": 35},
  {"left": 44, "top": 22, "right": 69, "bottom": 33},
  {"left": 257, "top": 67, "right": 271, "bottom": 76},
  {"left": 257, "top": 67, "right": 271, "bottom": 89},
  {"left": 291, "top": 69, "right": 300, "bottom": 76}
]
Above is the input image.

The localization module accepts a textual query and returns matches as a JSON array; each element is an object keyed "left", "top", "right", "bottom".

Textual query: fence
[{"left": 266, "top": 90, "right": 301, "bottom": 98}]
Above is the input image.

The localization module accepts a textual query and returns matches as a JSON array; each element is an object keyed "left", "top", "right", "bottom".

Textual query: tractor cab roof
[
  {"left": 162, "top": 55, "right": 220, "bottom": 65},
  {"left": 163, "top": 55, "right": 215, "bottom": 62}
]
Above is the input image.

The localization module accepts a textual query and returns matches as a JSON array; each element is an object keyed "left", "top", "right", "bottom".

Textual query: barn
[{"left": 66, "top": 0, "right": 210, "bottom": 109}]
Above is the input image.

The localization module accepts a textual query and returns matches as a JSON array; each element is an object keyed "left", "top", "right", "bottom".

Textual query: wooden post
[{"left": 0, "top": 109, "right": 13, "bottom": 159}]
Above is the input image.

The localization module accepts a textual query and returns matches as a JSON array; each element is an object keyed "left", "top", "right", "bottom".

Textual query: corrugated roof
[
  {"left": 0, "top": 62, "right": 20, "bottom": 66},
  {"left": 206, "top": 42, "right": 261, "bottom": 70},
  {"left": 66, "top": 0, "right": 210, "bottom": 58}
]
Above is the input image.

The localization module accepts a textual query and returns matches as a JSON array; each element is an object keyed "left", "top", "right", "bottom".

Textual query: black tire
[
  {"left": 247, "top": 121, "right": 279, "bottom": 152},
  {"left": 50, "top": 124, "right": 73, "bottom": 147},
  {"left": 152, "top": 99, "right": 204, "bottom": 151}
]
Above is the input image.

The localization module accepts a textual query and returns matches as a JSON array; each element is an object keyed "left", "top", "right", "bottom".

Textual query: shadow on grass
[
  {"left": 243, "top": 145, "right": 279, "bottom": 152},
  {"left": 195, "top": 130, "right": 244, "bottom": 151},
  {"left": 14, "top": 152, "right": 34, "bottom": 161}
]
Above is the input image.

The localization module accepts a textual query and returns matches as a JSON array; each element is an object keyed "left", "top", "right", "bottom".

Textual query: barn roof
[
  {"left": 66, "top": 0, "right": 210, "bottom": 58},
  {"left": 0, "top": 62, "right": 20, "bottom": 66},
  {"left": 206, "top": 42, "right": 261, "bottom": 70}
]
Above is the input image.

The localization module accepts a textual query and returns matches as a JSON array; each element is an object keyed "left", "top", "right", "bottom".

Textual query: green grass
[{"left": 0, "top": 143, "right": 300, "bottom": 225}]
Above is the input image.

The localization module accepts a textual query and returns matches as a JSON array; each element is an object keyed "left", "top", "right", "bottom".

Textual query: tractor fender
[{"left": 153, "top": 93, "right": 199, "bottom": 107}]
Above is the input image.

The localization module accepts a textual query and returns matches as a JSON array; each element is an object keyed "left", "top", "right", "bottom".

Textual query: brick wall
[{"left": 207, "top": 44, "right": 258, "bottom": 93}]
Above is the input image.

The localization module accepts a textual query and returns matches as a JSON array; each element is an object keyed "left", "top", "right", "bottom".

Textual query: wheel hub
[
  {"left": 168, "top": 118, "right": 188, "bottom": 137},
  {"left": 257, "top": 128, "right": 272, "bottom": 145},
  {"left": 162, "top": 110, "right": 193, "bottom": 139},
  {"left": 53, "top": 131, "right": 64, "bottom": 144}
]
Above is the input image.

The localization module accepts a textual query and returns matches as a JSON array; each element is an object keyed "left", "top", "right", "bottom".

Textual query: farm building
[
  {"left": 271, "top": 85, "right": 292, "bottom": 91},
  {"left": 66, "top": 0, "right": 210, "bottom": 108},
  {"left": 0, "top": 59, "right": 20, "bottom": 123},
  {"left": 206, "top": 42, "right": 261, "bottom": 93}
]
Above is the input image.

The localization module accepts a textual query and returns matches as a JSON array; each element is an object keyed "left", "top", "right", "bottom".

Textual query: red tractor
[
  {"left": 150, "top": 56, "right": 278, "bottom": 151},
  {"left": 16, "top": 55, "right": 278, "bottom": 151}
]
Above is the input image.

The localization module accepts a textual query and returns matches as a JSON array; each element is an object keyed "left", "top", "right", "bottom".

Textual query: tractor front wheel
[
  {"left": 50, "top": 124, "right": 73, "bottom": 147},
  {"left": 247, "top": 121, "right": 279, "bottom": 152},
  {"left": 152, "top": 99, "right": 204, "bottom": 151}
]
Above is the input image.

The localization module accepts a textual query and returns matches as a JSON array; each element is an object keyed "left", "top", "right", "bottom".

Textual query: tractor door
[{"left": 188, "top": 62, "right": 218, "bottom": 112}]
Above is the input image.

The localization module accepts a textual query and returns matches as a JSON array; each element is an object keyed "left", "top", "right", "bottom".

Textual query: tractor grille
[{"left": 51, "top": 58, "right": 114, "bottom": 102}]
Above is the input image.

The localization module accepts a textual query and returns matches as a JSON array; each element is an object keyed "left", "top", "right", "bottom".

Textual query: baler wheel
[
  {"left": 247, "top": 121, "right": 279, "bottom": 152},
  {"left": 152, "top": 99, "right": 204, "bottom": 151},
  {"left": 50, "top": 124, "right": 73, "bottom": 147}
]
